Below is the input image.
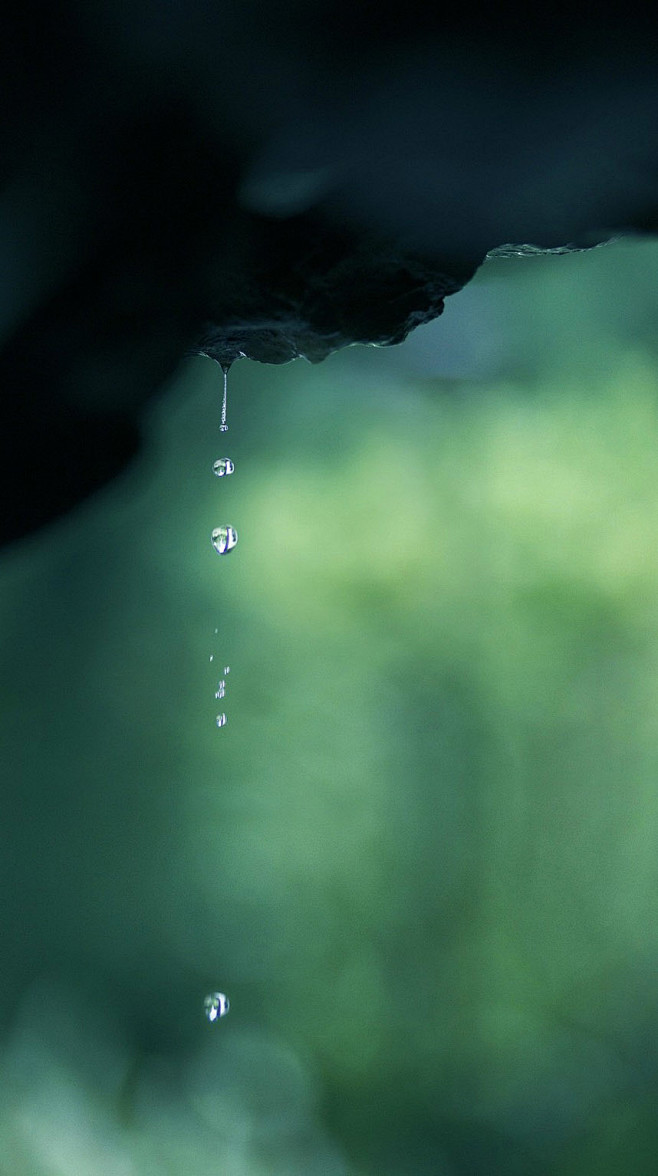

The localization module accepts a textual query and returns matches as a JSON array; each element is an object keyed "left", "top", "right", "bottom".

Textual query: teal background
[{"left": 2, "top": 238, "right": 658, "bottom": 1173}]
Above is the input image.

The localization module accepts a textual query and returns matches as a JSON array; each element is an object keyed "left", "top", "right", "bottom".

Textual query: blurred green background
[{"left": 2, "top": 238, "right": 658, "bottom": 1174}]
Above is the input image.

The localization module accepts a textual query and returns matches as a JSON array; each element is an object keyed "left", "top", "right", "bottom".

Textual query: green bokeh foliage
[{"left": 2, "top": 239, "right": 658, "bottom": 1173}]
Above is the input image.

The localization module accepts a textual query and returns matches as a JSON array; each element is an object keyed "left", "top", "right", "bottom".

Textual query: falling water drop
[
  {"left": 211, "top": 525, "right": 238, "bottom": 555},
  {"left": 212, "top": 458, "right": 234, "bottom": 477},
  {"left": 204, "top": 992, "right": 230, "bottom": 1022},
  {"left": 214, "top": 680, "right": 226, "bottom": 699},
  {"left": 223, "top": 666, "right": 230, "bottom": 675},
  {"left": 215, "top": 713, "right": 227, "bottom": 728},
  {"left": 219, "top": 364, "right": 229, "bottom": 432}
]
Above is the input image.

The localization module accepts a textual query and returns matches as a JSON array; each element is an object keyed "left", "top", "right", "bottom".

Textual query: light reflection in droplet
[
  {"left": 204, "top": 992, "right": 229, "bottom": 1022},
  {"left": 212, "top": 458, "right": 235, "bottom": 477},
  {"left": 211, "top": 526, "right": 238, "bottom": 555}
]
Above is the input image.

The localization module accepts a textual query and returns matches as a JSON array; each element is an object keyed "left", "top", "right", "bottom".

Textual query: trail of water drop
[
  {"left": 219, "top": 363, "right": 229, "bottom": 432},
  {"left": 211, "top": 366, "right": 236, "bottom": 727}
]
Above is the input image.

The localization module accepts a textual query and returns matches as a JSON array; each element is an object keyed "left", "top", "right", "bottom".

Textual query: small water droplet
[
  {"left": 213, "top": 458, "right": 234, "bottom": 477},
  {"left": 204, "top": 992, "right": 229, "bottom": 1022},
  {"left": 223, "top": 666, "right": 230, "bottom": 675},
  {"left": 209, "top": 655, "right": 214, "bottom": 662},
  {"left": 211, "top": 525, "right": 238, "bottom": 555},
  {"left": 214, "top": 680, "right": 226, "bottom": 699},
  {"left": 216, "top": 713, "right": 227, "bottom": 728}
]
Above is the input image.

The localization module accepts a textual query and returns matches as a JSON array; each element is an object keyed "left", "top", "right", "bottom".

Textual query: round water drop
[
  {"left": 213, "top": 458, "right": 234, "bottom": 477},
  {"left": 204, "top": 992, "right": 229, "bottom": 1022},
  {"left": 216, "top": 713, "right": 227, "bottom": 728},
  {"left": 211, "top": 525, "right": 238, "bottom": 555},
  {"left": 215, "top": 680, "right": 226, "bottom": 699}
]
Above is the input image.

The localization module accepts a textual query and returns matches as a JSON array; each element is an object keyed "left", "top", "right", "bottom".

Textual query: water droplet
[
  {"left": 204, "top": 992, "right": 229, "bottom": 1022},
  {"left": 219, "top": 364, "right": 229, "bottom": 432},
  {"left": 212, "top": 458, "right": 234, "bottom": 477},
  {"left": 216, "top": 713, "right": 227, "bottom": 728},
  {"left": 214, "top": 680, "right": 226, "bottom": 699},
  {"left": 223, "top": 666, "right": 230, "bottom": 675},
  {"left": 209, "top": 655, "right": 214, "bottom": 662},
  {"left": 211, "top": 525, "right": 238, "bottom": 555}
]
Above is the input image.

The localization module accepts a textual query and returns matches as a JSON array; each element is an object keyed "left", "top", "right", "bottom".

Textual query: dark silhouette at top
[{"left": 1, "top": 2, "right": 657, "bottom": 544}]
